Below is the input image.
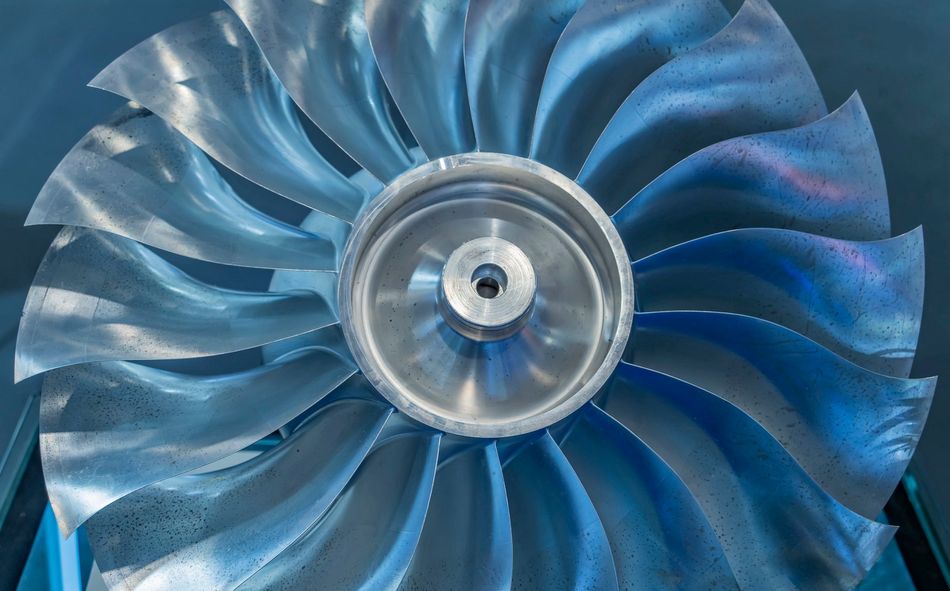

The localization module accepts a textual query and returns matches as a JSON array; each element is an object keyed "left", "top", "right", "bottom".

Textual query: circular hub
[
  {"left": 440, "top": 237, "right": 536, "bottom": 341},
  {"left": 339, "top": 153, "right": 633, "bottom": 437}
]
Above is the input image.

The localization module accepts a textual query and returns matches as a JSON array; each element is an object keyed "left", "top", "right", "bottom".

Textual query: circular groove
[{"left": 440, "top": 237, "right": 536, "bottom": 341}]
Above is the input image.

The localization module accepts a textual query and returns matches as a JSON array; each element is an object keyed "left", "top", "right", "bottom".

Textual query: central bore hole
[{"left": 471, "top": 263, "right": 507, "bottom": 299}]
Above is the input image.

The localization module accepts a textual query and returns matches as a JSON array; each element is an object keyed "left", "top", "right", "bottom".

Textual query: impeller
[{"left": 16, "top": 0, "right": 935, "bottom": 589}]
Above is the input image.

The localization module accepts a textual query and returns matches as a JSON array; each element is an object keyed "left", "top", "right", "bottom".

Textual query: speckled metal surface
[
  {"left": 40, "top": 346, "right": 357, "bottom": 536},
  {"left": 10, "top": 0, "right": 940, "bottom": 588},
  {"left": 577, "top": 0, "right": 828, "bottom": 214},
  {"left": 603, "top": 363, "right": 896, "bottom": 591}
]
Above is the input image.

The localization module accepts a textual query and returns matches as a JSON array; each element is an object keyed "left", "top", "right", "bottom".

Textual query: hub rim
[{"left": 338, "top": 153, "right": 634, "bottom": 438}]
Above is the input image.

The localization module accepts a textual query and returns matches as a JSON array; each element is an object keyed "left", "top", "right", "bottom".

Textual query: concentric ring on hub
[
  {"left": 339, "top": 153, "right": 634, "bottom": 438},
  {"left": 440, "top": 237, "right": 537, "bottom": 341}
]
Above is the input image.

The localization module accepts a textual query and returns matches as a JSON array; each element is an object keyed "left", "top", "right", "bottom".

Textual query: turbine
[{"left": 16, "top": 0, "right": 935, "bottom": 589}]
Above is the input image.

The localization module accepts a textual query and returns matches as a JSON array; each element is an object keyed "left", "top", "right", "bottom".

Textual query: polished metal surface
[
  {"left": 577, "top": 0, "right": 828, "bottom": 214},
  {"left": 503, "top": 432, "right": 619, "bottom": 590},
  {"left": 27, "top": 103, "right": 349, "bottom": 270},
  {"left": 90, "top": 10, "right": 368, "bottom": 221},
  {"left": 604, "top": 364, "right": 896, "bottom": 590},
  {"left": 630, "top": 310, "right": 936, "bottom": 519},
  {"left": 17, "top": 0, "right": 938, "bottom": 588},
  {"left": 634, "top": 227, "right": 924, "bottom": 377},
  {"left": 398, "top": 442, "right": 513, "bottom": 590},
  {"left": 613, "top": 93, "right": 891, "bottom": 260},
  {"left": 339, "top": 153, "right": 633, "bottom": 437},
  {"left": 464, "top": 0, "right": 584, "bottom": 155},
  {"left": 365, "top": 0, "right": 476, "bottom": 160},
  {"left": 41, "top": 344, "right": 356, "bottom": 536},
  {"left": 561, "top": 404, "right": 738, "bottom": 590},
  {"left": 226, "top": 0, "right": 414, "bottom": 183},
  {"left": 440, "top": 237, "right": 536, "bottom": 341},
  {"left": 530, "top": 0, "right": 729, "bottom": 177},
  {"left": 237, "top": 430, "right": 440, "bottom": 591},
  {"left": 88, "top": 399, "right": 392, "bottom": 591},
  {"left": 15, "top": 227, "right": 336, "bottom": 382}
]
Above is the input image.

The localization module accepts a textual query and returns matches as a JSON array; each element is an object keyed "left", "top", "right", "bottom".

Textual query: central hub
[
  {"left": 338, "top": 153, "right": 633, "bottom": 438},
  {"left": 440, "top": 237, "right": 536, "bottom": 341}
]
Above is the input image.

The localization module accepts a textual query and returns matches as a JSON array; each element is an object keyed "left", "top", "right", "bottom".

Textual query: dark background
[{"left": 1, "top": 0, "right": 948, "bottom": 575}]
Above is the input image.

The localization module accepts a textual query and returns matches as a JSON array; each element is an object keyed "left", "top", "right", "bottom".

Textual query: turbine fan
[{"left": 15, "top": 0, "right": 935, "bottom": 589}]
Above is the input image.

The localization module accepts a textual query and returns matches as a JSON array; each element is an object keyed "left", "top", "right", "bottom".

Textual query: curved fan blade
[
  {"left": 226, "top": 0, "right": 414, "bottom": 182},
  {"left": 238, "top": 430, "right": 440, "bottom": 591},
  {"left": 14, "top": 227, "right": 336, "bottom": 382},
  {"left": 41, "top": 344, "right": 356, "bottom": 536},
  {"left": 90, "top": 10, "right": 366, "bottom": 221},
  {"left": 399, "top": 442, "right": 512, "bottom": 591},
  {"left": 503, "top": 432, "right": 619, "bottom": 590},
  {"left": 464, "top": 0, "right": 585, "bottom": 155},
  {"left": 603, "top": 363, "right": 895, "bottom": 590},
  {"left": 86, "top": 399, "right": 392, "bottom": 591},
  {"left": 27, "top": 103, "right": 349, "bottom": 271},
  {"left": 577, "top": 0, "right": 827, "bottom": 214},
  {"left": 365, "top": 0, "right": 475, "bottom": 160},
  {"left": 262, "top": 322, "right": 351, "bottom": 367},
  {"left": 634, "top": 228, "right": 924, "bottom": 377},
  {"left": 614, "top": 94, "right": 890, "bottom": 259},
  {"left": 560, "top": 404, "right": 738, "bottom": 590},
  {"left": 631, "top": 311, "right": 935, "bottom": 519},
  {"left": 530, "top": 0, "right": 729, "bottom": 177}
]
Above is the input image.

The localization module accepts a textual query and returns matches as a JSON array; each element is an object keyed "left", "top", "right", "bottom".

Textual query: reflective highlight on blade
[
  {"left": 15, "top": 227, "right": 336, "bottom": 381},
  {"left": 530, "top": 0, "right": 729, "bottom": 177},
  {"left": 503, "top": 432, "right": 619, "bottom": 590},
  {"left": 614, "top": 94, "right": 891, "bottom": 260},
  {"left": 631, "top": 311, "right": 935, "bottom": 519},
  {"left": 464, "top": 0, "right": 584, "bottom": 155},
  {"left": 634, "top": 228, "right": 924, "bottom": 377},
  {"left": 365, "top": 0, "right": 475, "bottom": 160},
  {"left": 28, "top": 103, "right": 349, "bottom": 270},
  {"left": 578, "top": 0, "right": 827, "bottom": 214},
  {"left": 41, "top": 344, "right": 356, "bottom": 536},
  {"left": 604, "top": 363, "right": 895, "bottom": 590},
  {"left": 399, "top": 442, "right": 513, "bottom": 590},
  {"left": 227, "top": 0, "right": 413, "bottom": 182},
  {"left": 90, "top": 10, "right": 366, "bottom": 221},
  {"left": 238, "top": 430, "right": 440, "bottom": 591},
  {"left": 561, "top": 404, "right": 738, "bottom": 590},
  {"left": 86, "top": 399, "right": 392, "bottom": 591}
]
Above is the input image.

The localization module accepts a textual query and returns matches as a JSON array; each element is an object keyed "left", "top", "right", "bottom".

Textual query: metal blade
[
  {"left": 603, "top": 363, "right": 895, "bottom": 590},
  {"left": 27, "top": 103, "right": 349, "bottom": 271},
  {"left": 614, "top": 93, "right": 890, "bottom": 260},
  {"left": 365, "top": 0, "right": 475, "bottom": 160},
  {"left": 464, "top": 0, "right": 585, "bottom": 155},
  {"left": 86, "top": 399, "right": 392, "bottom": 591},
  {"left": 560, "top": 404, "right": 738, "bottom": 590},
  {"left": 90, "top": 10, "right": 367, "bottom": 221},
  {"left": 14, "top": 227, "right": 336, "bottom": 382},
  {"left": 238, "top": 430, "right": 440, "bottom": 591},
  {"left": 503, "top": 432, "right": 619, "bottom": 590},
  {"left": 226, "top": 0, "right": 414, "bottom": 182},
  {"left": 631, "top": 311, "right": 936, "bottom": 519},
  {"left": 634, "top": 227, "right": 924, "bottom": 377},
  {"left": 530, "top": 0, "right": 729, "bottom": 177},
  {"left": 577, "top": 0, "right": 827, "bottom": 214},
  {"left": 41, "top": 344, "right": 357, "bottom": 536},
  {"left": 399, "top": 442, "right": 512, "bottom": 591}
]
